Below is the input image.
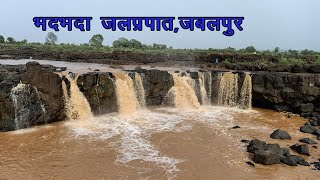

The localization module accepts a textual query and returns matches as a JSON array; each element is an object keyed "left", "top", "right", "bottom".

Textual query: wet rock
[
  {"left": 231, "top": 125, "right": 241, "bottom": 129},
  {"left": 282, "top": 155, "right": 305, "bottom": 166},
  {"left": 253, "top": 150, "right": 281, "bottom": 165},
  {"left": 299, "top": 138, "right": 318, "bottom": 144},
  {"left": 139, "top": 69, "right": 174, "bottom": 106},
  {"left": 247, "top": 139, "right": 266, "bottom": 153},
  {"left": 245, "top": 161, "right": 255, "bottom": 167},
  {"left": 68, "top": 72, "right": 76, "bottom": 79},
  {"left": 270, "top": 129, "right": 292, "bottom": 140},
  {"left": 313, "top": 129, "right": 320, "bottom": 136},
  {"left": 310, "top": 120, "right": 319, "bottom": 127},
  {"left": 0, "top": 63, "right": 66, "bottom": 131},
  {"left": 314, "top": 162, "right": 320, "bottom": 170},
  {"left": 264, "top": 143, "right": 290, "bottom": 160},
  {"left": 290, "top": 144, "right": 310, "bottom": 156},
  {"left": 300, "top": 103, "right": 315, "bottom": 113},
  {"left": 241, "top": 139, "right": 250, "bottom": 143},
  {"left": 305, "top": 122, "right": 312, "bottom": 126},
  {"left": 300, "top": 125, "right": 317, "bottom": 134},
  {"left": 77, "top": 72, "right": 118, "bottom": 115}
]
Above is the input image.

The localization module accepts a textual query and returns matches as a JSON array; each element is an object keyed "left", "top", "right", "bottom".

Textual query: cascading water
[
  {"left": 218, "top": 72, "right": 239, "bottom": 107},
  {"left": 198, "top": 72, "right": 212, "bottom": 105},
  {"left": 132, "top": 73, "right": 146, "bottom": 108},
  {"left": 239, "top": 73, "right": 252, "bottom": 109},
  {"left": 114, "top": 72, "right": 140, "bottom": 115},
  {"left": 166, "top": 73, "right": 201, "bottom": 109},
  {"left": 62, "top": 74, "right": 92, "bottom": 121},
  {"left": 10, "top": 83, "right": 45, "bottom": 130}
]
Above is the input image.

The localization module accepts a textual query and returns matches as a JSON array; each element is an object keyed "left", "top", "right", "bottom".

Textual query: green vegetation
[
  {"left": 0, "top": 35, "right": 5, "bottom": 43},
  {"left": 0, "top": 33, "right": 319, "bottom": 67},
  {"left": 6, "top": 37, "right": 15, "bottom": 43},
  {"left": 45, "top": 32, "right": 58, "bottom": 44},
  {"left": 89, "top": 34, "right": 104, "bottom": 46}
]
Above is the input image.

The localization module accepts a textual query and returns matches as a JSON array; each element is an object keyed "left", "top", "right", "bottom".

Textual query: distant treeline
[{"left": 0, "top": 33, "right": 319, "bottom": 66}]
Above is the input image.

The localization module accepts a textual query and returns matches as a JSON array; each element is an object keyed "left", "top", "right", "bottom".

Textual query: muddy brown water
[{"left": 0, "top": 107, "right": 319, "bottom": 180}]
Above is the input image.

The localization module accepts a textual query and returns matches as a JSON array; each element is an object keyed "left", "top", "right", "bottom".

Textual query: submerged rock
[
  {"left": 241, "top": 139, "right": 250, "bottom": 143},
  {"left": 290, "top": 144, "right": 310, "bottom": 156},
  {"left": 245, "top": 161, "right": 255, "bottom": 167},
  {"left": 299, "top": 138, "right": 318, "bottom": 145},
  {"left": 231, "top": 125, "right": 241, "bottom": 129},
  {"left": 270, "top": 129, "right": 292, "bottom": 140}
]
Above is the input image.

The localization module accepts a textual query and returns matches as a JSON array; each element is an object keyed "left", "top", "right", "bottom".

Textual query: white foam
[{"left": 66, "top": 107, "right": 245, "bottom": 176}]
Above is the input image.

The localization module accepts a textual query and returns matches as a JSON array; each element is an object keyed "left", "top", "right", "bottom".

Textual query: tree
[
  {"left": 0, "top": 35, "right": 4, "bottom": 43},
  {"left": 7, "top": 37, "right": 16, "bottom": 43},
  {"left": 89, "top": 34, "right": 104, "bottom": 46},
  {"left": 129, "top": 39, "right": 142, "bottom": 49},
  {"left": 245, "top": 46, "right": 256, "bottom": 53},
  {"left": 20, "top": 39, "right": 28, "bottom": 44},
  {"left": 113, "top": 37, "right": 130, "bottom": 48},
  {"left": 301, "top": 49, "right": 314, "bottom": 55},
  {"left": 274, "top": 47, "right": 280, "bottom": 53},
  {"left": 45, "top": 32, "right": 58, "bottom": 44}
]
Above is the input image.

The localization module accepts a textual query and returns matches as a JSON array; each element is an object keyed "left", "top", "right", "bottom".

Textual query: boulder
[
  {"left": 290, "top": 144, "right": 310, "bottom": 156},
  {"left": 247, "top": 139, "right": 266, "bottom": 153},
  {"left": 300, "top": 103, "right": 315, "bottom": 113},
  {"left": 313, "top": 129, "right": 320, "bottom": 136},
  {"left": 299, "top": 138, "right": 318, "bottom": 145},
  {"left": 282, "top": 155, "right": 306, "bottom": 166},
  {"left": 253, "top": 150, "right": 281, "bottom": 165},
  {"left": 310, "top": 120, "right": 319, "bottom": 127},
  {"left": 300, "top": 125, "right": 317, "bottom": 134},
  {"left": 270, "top": 129, "right": 292, "bottom": 140}
]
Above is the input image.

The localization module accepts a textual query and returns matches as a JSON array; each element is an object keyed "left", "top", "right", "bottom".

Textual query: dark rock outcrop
[
  {"left": 0, "top": 62, "right": 65, "bottom": 131},
  {"left": 270, "top": 129, "right": 292, "bottom": 140},
  {"left": 252, "top": 72, "right": 320, "bottom": 120},
  {"left": 77, "top": 72, "right": 118, "bottom": 115},
  {"left": 253, "top": 150, "right": 281, "bottom": 165},
  {"left": 136, "top": 69, "right": 174, "bottom": 106}
]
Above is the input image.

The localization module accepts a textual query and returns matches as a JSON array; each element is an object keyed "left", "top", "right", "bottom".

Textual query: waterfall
[
  {"left": 114, "top": 72, "right": 140, "bottom": 115},
  {"left": 132, "top": 73, "right": 146, "bottom": 108},
  {"left": 62, "top": 74, "right": 92, "bottom": 121},
  {"left": 10, "top": 83, "right": 45, "bottom": 130},
  {"left": 218, "top": 72, "right": 239, "bottom": 107},
  {"left": 166, "top": 73, "right": 201, "bottom": 109},
  {"left": 239, "top": 73, "right": 252, "bottom": 109},
  {"left": 198, "top": 72, "right": 212, "bottom": 105}
]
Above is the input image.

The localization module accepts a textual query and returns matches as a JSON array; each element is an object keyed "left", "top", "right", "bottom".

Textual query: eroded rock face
[
  {"left": 0, "top": 62, "right": 65, "bottom": 131},
  {"left": 77, "top": 72, "right": 118, "bottom": 115},
  {"left": 252, "top": 72, "right": 320, "bottom": 119},
  {"left": 136, "top": 69, "right": 174, "bottom": 106}
]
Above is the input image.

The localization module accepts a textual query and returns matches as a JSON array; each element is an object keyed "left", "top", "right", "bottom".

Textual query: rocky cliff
[
  {"left": 1, "top": 61, "right": 320, "bottom": 132},
  {"left": 252, "top": 72, "right": 320, "bottom": 119},
  {"left": 0, "top": 62, "right": 66, "bottom": 131}
]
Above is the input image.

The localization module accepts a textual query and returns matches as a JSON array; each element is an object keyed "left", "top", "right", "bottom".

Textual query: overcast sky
[{"left": 0, "top": 0, "right": 319, "bottom": 50}]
